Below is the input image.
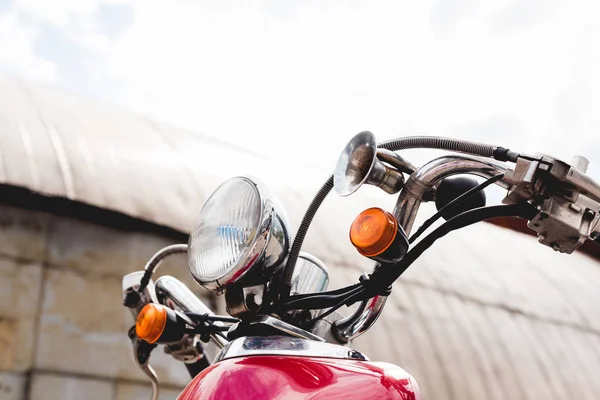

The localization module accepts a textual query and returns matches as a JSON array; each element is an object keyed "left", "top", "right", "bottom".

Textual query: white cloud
[
  {"left": 0, "top": 10, "right": 56, "bottom": 81},
  {"left": 11, "top": 0, "right": 131, "bottom": 56},
  {"left": 14, "top": 0, "right": 98, "bottom": 27},
  {"left": 2, "top": 0, "right": 600, "bottom": 174},
  {"left": 102, "top": 0, "right": 600, "bottom": 170}
]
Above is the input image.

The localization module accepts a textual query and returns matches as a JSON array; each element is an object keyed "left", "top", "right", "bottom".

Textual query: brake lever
[{"left": 128, "top": 326, "right": 159, "bottom": 400}]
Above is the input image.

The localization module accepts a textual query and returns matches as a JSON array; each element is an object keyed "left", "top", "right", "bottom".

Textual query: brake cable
[
  {"left": 279, "top": 137, "right": 519, "bottom": 299},
  {"left": 280, "top": 203, "right": 537, "bottom": 315},
  {"left": 408, "top": 174, "right": 505, "bottom": 244}
]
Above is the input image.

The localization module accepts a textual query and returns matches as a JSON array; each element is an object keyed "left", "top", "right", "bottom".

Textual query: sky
[{"left": 1, "top": 0, "right": 600, "bottom": 180}]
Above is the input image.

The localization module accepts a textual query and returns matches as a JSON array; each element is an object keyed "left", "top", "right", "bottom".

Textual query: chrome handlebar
[
  {"left": 154, "top": 276, "right": 228, "bottom": 349},
  {"left": 124, "top": 149, "right": 600, "bottom": 352},
  {"left": 331, "top": 154, "right": 511, "bottom": 343},
  {"left": 332, "top": 295, "right": 387, "bottom": 343},
  {"left": 333, "top": 150, "right": 600, "bottom": 344},
  {"left": 394, "top": 154, "right": 509, "bottom": 235}
]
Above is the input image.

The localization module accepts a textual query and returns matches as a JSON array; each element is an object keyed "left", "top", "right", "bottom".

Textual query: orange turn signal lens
[
  {"left": 136, "top": 303, "right": 167, "bottom": 344},
  {"left": 350, "top": 207, "right": 398, "bottom": 257}
]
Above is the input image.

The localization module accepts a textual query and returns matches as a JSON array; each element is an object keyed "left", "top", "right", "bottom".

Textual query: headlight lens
[{"left": 188, "top": 176, "right": 290, "bottom": 291}]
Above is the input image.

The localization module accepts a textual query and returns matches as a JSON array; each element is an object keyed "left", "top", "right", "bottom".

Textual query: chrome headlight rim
[{"left": 188, "top": 176, "right": 281, "bottom": 292}]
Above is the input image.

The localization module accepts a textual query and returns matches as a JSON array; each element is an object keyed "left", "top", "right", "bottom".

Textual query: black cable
[
  {"left": 409, "top": 174, "right": 505, "bottom": 244},
  {"left": 186, "top": 313, "right": 239, "bottom": 324},
  {"left": 372, "top": 203, "right": 538, "bottom": 290},
  {"left": 279, "top": 284, "right": 363, "bottom": 312},
  {"left": 280, "top": 203, "right": 537, "bottom": 316},
  {"left": 299, "top": 287, "right": 366, "bottom": 327},
  {"left": 280, "top": 176, "right": 334, "bottom": 298},
  {"left": 283, "top": 282, "right": 362, "bottom": 302},
  {"left": 279, "top": 137, "right": 519, "bottom": 298}
]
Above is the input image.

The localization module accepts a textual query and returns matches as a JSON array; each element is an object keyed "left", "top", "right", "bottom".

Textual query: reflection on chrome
[{"left": 214, "top": 335, "right": 368, "bottom": 362}]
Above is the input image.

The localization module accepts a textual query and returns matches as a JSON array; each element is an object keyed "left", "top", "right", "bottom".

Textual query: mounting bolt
[{"left": 569, "top": 203, "right": 582, "bottom": 213}]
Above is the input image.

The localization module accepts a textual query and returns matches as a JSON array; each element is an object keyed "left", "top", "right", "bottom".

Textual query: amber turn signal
[
  {"left": 136, "top": 303, "right": 167, "bottom": 344},
  {"left": 350, "top": 207, "right": 398, "bottom": 257}
]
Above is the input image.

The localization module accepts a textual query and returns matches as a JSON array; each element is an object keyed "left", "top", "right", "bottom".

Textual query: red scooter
[{"left": 122, "top": 132, "right": 600, "bottom": 399}]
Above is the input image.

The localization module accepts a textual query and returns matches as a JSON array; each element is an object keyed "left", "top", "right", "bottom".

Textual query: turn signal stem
[
  {"left": 350, "top": 208, "right": 409, "bottom": 263},
  {"left": 136, "top": 304, "right": 235, "bottom": 345},
  {"left": 136, "top": 303, "right": 186, "bottom": 344}
]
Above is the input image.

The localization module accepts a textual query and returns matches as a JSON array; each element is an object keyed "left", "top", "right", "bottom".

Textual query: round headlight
[{"left": 188, "top": 176, "right": 290, "bottom": 291}]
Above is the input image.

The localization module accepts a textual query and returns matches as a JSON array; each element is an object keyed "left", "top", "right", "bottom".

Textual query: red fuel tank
[{"left": 177, "top": 356, "right": 420, "bottom": 400}]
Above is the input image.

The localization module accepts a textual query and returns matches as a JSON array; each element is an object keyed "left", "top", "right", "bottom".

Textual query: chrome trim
[
  {"left": 377, "top": 148, "right": 416, "bottom": 174},
  {"left": 122, "top": 271, "right": 158, "bottom": 317},
  {"left": 290, "top": 252, "right": 330, "bottom": 295},
  {"left": 334, "top": 131, "right": 404, "bottom": 196},
  {"left": 227, "top": 315, "right": 325, "bottom": 342},
  {"left": 331, "top": 155, "right": 509, "bottom": 342},
  {"left": 214, "top": 335, "right": 368, "bottom": 362},
  {"left": 188, "top": 176, "right": 291, "bottom": 291},
  {"left": 155, "top": 276, "right": 228, "bottom": 349},
  {"left": 393, "top": 155, "right": 509, "bottom": 235},
  {"left": 332, "top": 295, "right": 387, "bottom": 343},
  {"left": 565, "top": 167, "right": 600, "bottom": 204}
]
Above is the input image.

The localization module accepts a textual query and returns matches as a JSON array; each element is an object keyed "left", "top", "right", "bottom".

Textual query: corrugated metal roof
[
  {"left": 2, "top": 72, "right": 600, "bottom": 399},
  {"left": 0, "top": 72, "right": 311, "bottom": 233}
]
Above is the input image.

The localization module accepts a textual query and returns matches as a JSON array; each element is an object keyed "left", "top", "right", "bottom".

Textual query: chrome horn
[{"left": 334, "top": 131, "right": 405, "bottom": 196}]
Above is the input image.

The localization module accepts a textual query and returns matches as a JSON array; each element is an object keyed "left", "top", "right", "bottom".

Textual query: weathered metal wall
[
  {"left": 0, "top": 205, "right": 203, "bottom": 399},
  {"left": 2, "top": 201, "right": 600, "bottom": 399}
]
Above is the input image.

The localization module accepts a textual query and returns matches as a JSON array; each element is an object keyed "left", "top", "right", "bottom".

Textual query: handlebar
[
  {"left": 123, "top": 138, "right": 600, "bottom": 388},
  {"left": 154, "top": 276, "right": 229, "bottom": 349},
  {"left": 333, "top": 151, "right": 600, "bottom": 342},
  {"left": 394, "top": 154, "right": 509, "bottom": 235}
]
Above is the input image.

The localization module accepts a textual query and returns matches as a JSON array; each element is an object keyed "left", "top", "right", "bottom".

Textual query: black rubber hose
[
  {"left": 280, "top": 136, "right": 518, "bottom": 296},
  {"left": 281, "top": 204, "right": 537, "bottom": 312},
  {"left": 280, "top": 284, "right": 363, "bottom": 311},
  {"left": 280, "top": 176, "right": 333, "bottom": 297}
]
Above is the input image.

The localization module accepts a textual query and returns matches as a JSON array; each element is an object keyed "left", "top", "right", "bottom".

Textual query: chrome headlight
[{"left": 187, "top": 176, "right": 290, "bottom": 291}]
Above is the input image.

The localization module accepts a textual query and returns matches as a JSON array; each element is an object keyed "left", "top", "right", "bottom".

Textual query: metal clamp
[
  {"left": 503, "top": 154, "right": 600, "bottom": 253},
  {"left": 155, "top": 276, "right": 229, "bottom": 349}
]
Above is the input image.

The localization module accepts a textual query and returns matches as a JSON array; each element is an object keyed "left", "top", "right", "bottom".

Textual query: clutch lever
[{"left": 128, "top": 326, "right": 160, "bottom": 400}]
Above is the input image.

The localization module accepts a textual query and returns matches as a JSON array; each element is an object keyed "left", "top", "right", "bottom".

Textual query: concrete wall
[
  {"left": 2, "top": 202, "right": 600, "bottom": 399},
  {"left": 0, "top": 205, "right": 213, "bottom": 399}
]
